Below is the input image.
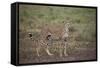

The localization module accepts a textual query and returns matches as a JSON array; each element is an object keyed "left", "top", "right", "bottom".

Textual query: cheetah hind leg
[
  {"left": 36, "top": 48, "right": 40, "bottom": 56},
  {"left": 59, "top": 47, "right": 63, "bottom": 57},
  {"left": 45, "top": 47, "right": 53, "bottom": 56}
]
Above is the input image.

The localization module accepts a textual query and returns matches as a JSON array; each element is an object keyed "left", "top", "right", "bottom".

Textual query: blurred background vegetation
[{"left": 19, "top": 5, "right": 96, "bottom": 42}]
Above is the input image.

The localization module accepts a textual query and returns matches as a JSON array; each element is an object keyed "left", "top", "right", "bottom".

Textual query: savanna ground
[{"left": 19, "top": 4, "right": 97, "bottom": 64}]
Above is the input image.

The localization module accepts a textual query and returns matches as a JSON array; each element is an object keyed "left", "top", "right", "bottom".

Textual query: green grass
[{"left": 19, "top": 5, "right": 96, "bottom": 39}]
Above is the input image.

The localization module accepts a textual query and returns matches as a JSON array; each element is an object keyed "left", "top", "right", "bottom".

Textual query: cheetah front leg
[{"left": 64, "top": 42, "right": 68, "bottom": 56}]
